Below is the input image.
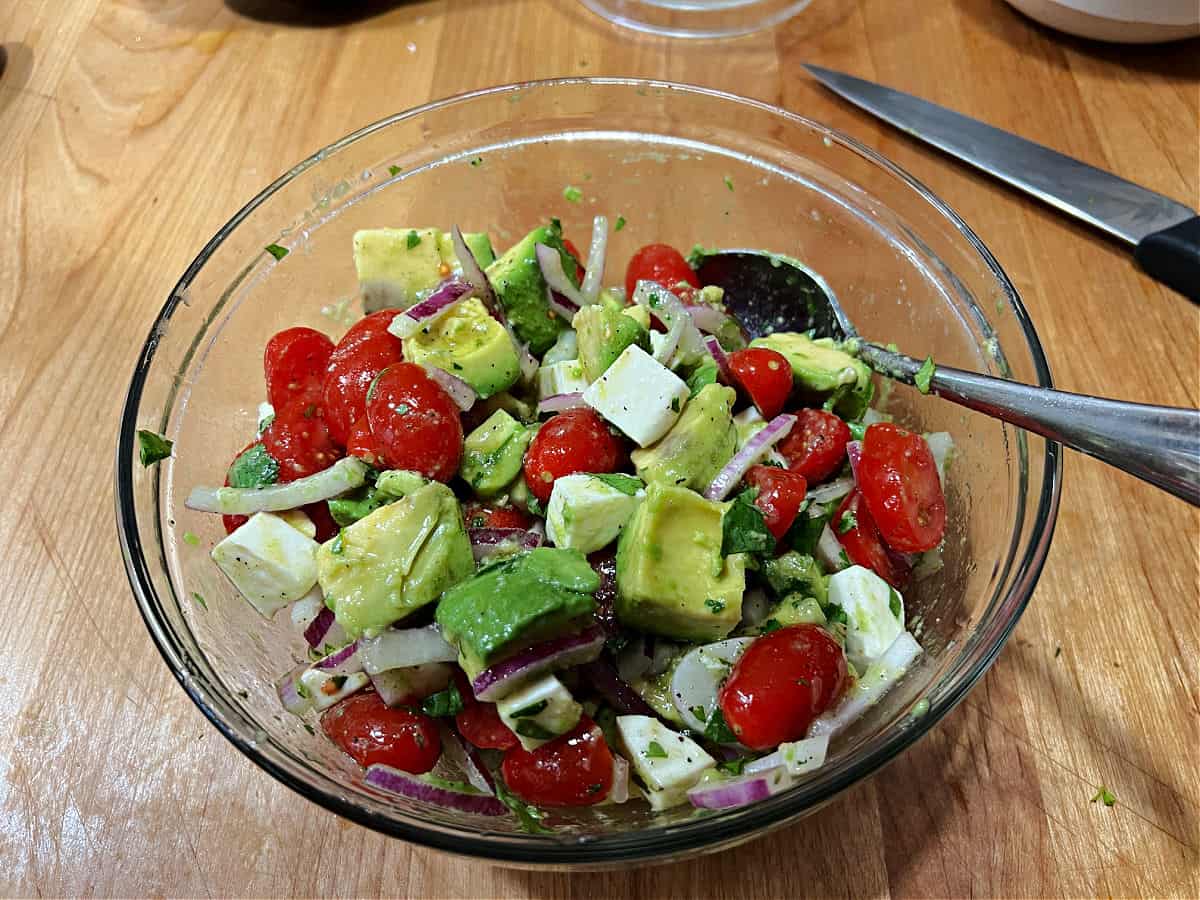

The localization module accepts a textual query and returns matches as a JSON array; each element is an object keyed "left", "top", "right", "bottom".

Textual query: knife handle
[{"left": 1135, "top": 216, "right": 1200, "bottom": 303}]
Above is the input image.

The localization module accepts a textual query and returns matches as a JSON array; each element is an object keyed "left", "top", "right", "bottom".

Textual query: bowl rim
[{"left": 116, "top": 76, "right": 1062, "bottom": 865}]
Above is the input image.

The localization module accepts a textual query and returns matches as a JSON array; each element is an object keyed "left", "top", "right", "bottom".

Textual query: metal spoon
[{"left": 695, "top": 250, "right": 1200, "bottom": 506}]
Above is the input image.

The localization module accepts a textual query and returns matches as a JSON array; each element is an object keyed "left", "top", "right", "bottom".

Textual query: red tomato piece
[
  {"left": 450, "top": 669, "right": 518, "bottom": 750},
  {"left": 320, "top": 691, "right": 441, "bottom": 773},
  {"left": 260, "top": 397, "right": 342, "bottom": 482},
  {"left": 562, "top": 238, "right": 585, "bottom": 277},
  {"left": 365, "top": 362, "right": 463, "bottom": 482},
  {"left": 728, "top": 348, "right": 793, "bottom": 420},
  {"left": 462, "top": 502, "right": 533, "bottom": 531},
  {"left": 857, "top": 423, "right": 946, "bottom": 553},
  {"left": 832, "top": 490, "right": 911, "bottom": 589},
  {"left": 624, "top": 243, "right": 700, "bottom": 299},
  {"left": 522, "top": 407, "right": 627, "bottom": 504},
  {"left": 744, "top": 465, "right": 808, "bottom": 540},
  {"left": 264, "top": 327, "right": 334, "bottom": 410},
  {"left": 333, "top": 310, "right": 404, "bottom": 359},
  {"left": 302, "top": 501, "right": 340, "bottom": 543},
  {"left": 322, "top": 338, "right": 404, "bottom": 448},
  {"left": 777, "top": 408, "right": 851, "bottom": 483},
  {"left": 719, "top": 624, "right": 848, "bottom": 750},
  {"left": 500, "top": 717, "right": 614, "bottom": 807},
  {"left": 345, "top": 417, "right": 388, "bottom": 468}
]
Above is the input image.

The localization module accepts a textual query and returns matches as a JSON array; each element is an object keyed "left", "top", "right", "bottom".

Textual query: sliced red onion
[
  {"left": 653, "top": 315, "right": 685, "bottom": 365},
  {"left": 471, "top": 626, "right": 606, "bottom": 702},
  {"left": 670, "top": 638, "right": 755, "bottom": 732},
  {"left": 633, "top": 280, "right": 705, "bottom": 362},
  {"left": 421, "top": 363, "right": 477, "bottom": 411},
  {"left": 846, "top": 440, "right": 863, "bottom": 481},
  {"left": 536, "top": 392, "right": 585, "bottom": 415},
  {"left": 580, "top": 216, "right": 608, "bottom": 304},
  {"left": 704, "top": 413, "right": 796, "bottom": 501},
  {"left": 610, "top": 754, "right": 630, "bottom": 804},
  {"left": 365, "top": 764, "right": 507, "bottom": 816},
  {"left": 535, "top": 242, "right": 586, "bottom": 313},
  {"left": 468, "top": 527, "right": 544, "bottom": 563},
  {"left": 684, "top": 304, "right": 729, "bottom": 334},
  {"left": 439, "top": 726, "right": 496, "bottom": 795},
  {"left": 314, "top": 640, "right": 362, "bottom": 675},
  {"left": 358, "top": 625, "right": 458, "bottom": 675},
  {"left": 687, "top": 766, "right": 792, "bottom": 810},
  {"left": 303, "top": 605, "right": 349, "bottom": 651},
  {"left": 816, "top": 524, "right": 848, "bottom": 572},
  {"left": 807, "top": 476, "right": 855, "bottom": 505},
  {"left": 290, "top": 588, "right": 325, "bottom": 636},
  {"left": 370, "top": 662, "right": 454, "bottom": 706},
  {"left": 744, "top": 734, "right": 829, "bottom": 777},
  {"left": 704, "top": 335, "right": 734, "bottom": 383},
  {"left": 578, "top": 659, "right": 660, "bottom": 718},
  {"left": 277, "top": 664, "right": 312, "bottom": 715},
  {"left": 807, "top": 631, "right": 923, "bottom": 739},
  {"left": 187, "top": 457, "right": 368, "bottom": 515},
  {"left": 387, "top": 278, "right": 475, "bottom": 339}
]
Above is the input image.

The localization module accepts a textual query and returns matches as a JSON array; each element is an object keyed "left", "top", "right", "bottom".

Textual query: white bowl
[{"left": 1005, "top": 0, "right": 1200, "bottom": 42}]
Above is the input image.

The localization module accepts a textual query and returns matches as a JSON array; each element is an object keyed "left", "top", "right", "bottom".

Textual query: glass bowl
[
  {"left": 116, "top": 77, "right": 1061, "bottom": 867},
  {"left": 579, "top": 0, "right": 815, "bottom": 38}
]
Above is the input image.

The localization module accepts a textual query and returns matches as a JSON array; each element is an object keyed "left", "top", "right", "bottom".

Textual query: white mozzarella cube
[
  {"left": 537, "top": 359, "right": 590, "bottom": 398},
  {"left": 497, "top": 674, "right": 583, "bottom": 751},
  {"left": 277, "top": 508, "right": 316, "bottom": 539},
  {"left": 211, "top": 512, "right": 320, "bottom": 617},
  {"left": 545, "top": 474, "right": 644, "bottom": 554},
  {"left": 615, "top": 714, "right": 714, "bottom": 798},
  {"left": 828, "top": 565, "right": 905, "bottom": 672},
  {"left": 583, "top": 345, "right": 688, "bottom": 447}
]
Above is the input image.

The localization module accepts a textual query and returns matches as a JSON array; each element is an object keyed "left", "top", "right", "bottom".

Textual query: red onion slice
[
  {"left": 684, "top": 304, "right": 729, "bottom": 334},
  {"left": 358, "top": 626, "right": 458, "bottom": 674},
  {"left": 440, "top": 727, "right": 496, "bottom": 795},
  {"left": 816, "top": 523, "right": 848, "bottom": 572},
  {"left": 580, "top": 216, "right": 608, "bottom": 304},
  {"left": 313, "top": 640, "right": 362, "bottom": 675},
  {"left": 535, "top": 243, "right": 586, "bottom": 313},
  {"left": 452, "top": 224, "right": 537, "bottom": 380},
  {"left": 703, "top": 335, "right": 734, "bottom": 384},
  {"left": 743, "top": 734, "right": 829, "bottom": 777},
  {"left": 187, "top": 457, "right": 368, "bottom": 515},
  {"left": 365, "top": 765, "right": 507, "bottom": 816},
  {"left": 653, "top": 315, "right": 686, "bottom": 365},
  {"left": 806, "top": 476, "right": 854, "bottom": 505},
  {"left": 276, "top": 664, "right": 311, "bottom": 715},
  {"left": 467, "top": 527, "right": 544, "bottom": 563},
  {"left": 471, "top": 625, "right": 606, "bottom": 702},
  {"left": 387, "top": 278, "right": 475, "bottom": 340},
  {"left": 578, "top": 659, "right": 660, "bottom": 719},
  {"left": 633, "top": 280, "right": 706, "bottom": 361},
  {"left": 846, "top": 440, "right": 863, "bottom": 481},
  {"left": 703, "top": 413, "right": 796, "bottom": 501},
  {"left": 670, "top": 638, "right": 754, "bottom": 732},
  {"left": 807, "top": 631, "right": 923, "bottom": 739},
  {"left": 687, "top": 766, "right": 792, "bottom": 810},
  {"left": 370, "top": 662, "right": 454, "bottom": 706},
  {"left": 536, "top": 392, "right": 586, "bottom": 415},
  {"left": 303, "top": 605, "right": 349, "bottom": 651},
  {"left": 420, "top": 363, "right": 477, "bottom": 412}
]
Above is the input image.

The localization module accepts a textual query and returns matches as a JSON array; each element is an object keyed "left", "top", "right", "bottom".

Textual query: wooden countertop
[{"left": 2, "top": 1, "right": 1197, "bottom": 896}]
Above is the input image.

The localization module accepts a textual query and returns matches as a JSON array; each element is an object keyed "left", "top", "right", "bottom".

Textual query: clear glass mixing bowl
[{"left": 116, "top": 78, "right": 1061, "bottom": 867}]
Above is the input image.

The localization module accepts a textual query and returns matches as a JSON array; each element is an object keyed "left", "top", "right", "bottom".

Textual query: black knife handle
[{"left": 1135, "top": 215, "right": 1200, "bottom": 303}]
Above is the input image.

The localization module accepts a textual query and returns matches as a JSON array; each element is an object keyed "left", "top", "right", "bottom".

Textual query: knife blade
[{"left": 804, "top": 63, "right": 1200, "bottom": 302}]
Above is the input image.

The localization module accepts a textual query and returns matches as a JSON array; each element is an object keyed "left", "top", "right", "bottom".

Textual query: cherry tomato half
[
  {"left": 728, "top": 348, "right": 793, "bottom": 420},
  {"left": 345, "top": 416, "right": 388, "bottom": 468},
  {"left": 462, "top": 501, "right": 533, "bottom": 531},
  {"left": 322, "top": 338, "right": 404, "bottom": 448},
  {"left": 261, "top": 396, "right": 341, "bottom": 482},
  {"left": 264, "top": 327, "right": 334, "bottom": 411},
  {"left": 365, "top": 362, "right": 463, "bottom": 482},
  {"left": 522, "top": 407, "right": 627, "bottom": 504},
  {"left": 832, "top": 489, "right": 911, "bottom": 589},
  {"left": 624, "top": 243, "right": 700, "bottom": 299},
  {"left": 320, "top": 690, "right": 441, "bottom": 773},
  {"left": 719, "top": 624, "right": 848, "bottom": 750},
  {"left": 452, "top": 672, "right": 519, "bottom": 751},
  {"left": 777, "top": 408, "right": 851, "bottom": 483},
  {"left": 857, "top": 423, "right": 946, "bottom": 553},
  {"left": 744, "top": 465, "right": 808, "bottom": 540},
  {"left": 500, "top": 717, "right": 614, "bottom": 807},
  {"left": 333, "top": 309, "right": 404, "bottom": 360}
]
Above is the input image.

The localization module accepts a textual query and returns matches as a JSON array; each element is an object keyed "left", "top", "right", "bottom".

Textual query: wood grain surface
[{"left": 1, "top": 1, "right": 1197, "bottom": 896}]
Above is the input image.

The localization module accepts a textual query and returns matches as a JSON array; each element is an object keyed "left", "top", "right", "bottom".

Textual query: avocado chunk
[
  {"left": 460, "top": 409, "right": 534, "bottom": 497},
  {"left": 615, "top": 483, "right": 745, "bottom": 641},
  {"left": 485, "top": 221, "right": 580, "bottom": 356},
  {"left": 317, "top": 482, "right": 473, "bottom": 638},
  {"left": 435, "top": 547, "right": 599, "bottom": 675},
  {"left": 353, "top": 228, "right": 494, "bottom": 312},
  {"left": 403, "top": 296, "right": 520, "bottom": 398},
  {"left": 762, "top": 551, "right": 829, "bottom": 606},
  {"left": 327, "top": 469, "right": 429, "bottom": 527},
  {"left": 631, "top": 384, "right": 737, "bottom": 492},
  {"left": 573, "top": 303, "right": 651, "bottom": 382},
  {"left": 750, "top": 332, "right": 872, "bottom": 419}
]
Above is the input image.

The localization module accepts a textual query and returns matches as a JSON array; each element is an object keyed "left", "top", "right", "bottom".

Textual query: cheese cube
[
  {"left": 211, "top": 512, "right": 320, "bottom": 617},
  {"left": 497, "top": 674, "right": 582, "bottom": 751},
  {"left": 828, "top": 565, "right": 905, "bottom": 672},
  {"left": 278, "top": 508, "right": 316, "bottom": 539},
  {"left": 545, "top": 474, "right": 644, "bottom": 554},
  {"left": 537, "top": 359, "right": 590, "bottom": 399},
  {"left": 583, "top": 345, "right": 688, "bottom": 447},
  {"left": 615, "top": 714, "right": 714, "bottom": 798}
]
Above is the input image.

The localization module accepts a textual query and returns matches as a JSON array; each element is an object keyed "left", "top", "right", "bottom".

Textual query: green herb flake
[
  {"left": 690, "top": 705, "right": 707, "bottom": 723},
  {"left": 837, "top": 511, "right": 858, "bottom": 535},
  {"left": 704, "top": 708, "right": 738, "bottom": 744},
  {"left": 590, "top": 473, "right": 643, "bottom": 496},
  {"left": 302, "top": 721, "right": 315, "bottom": 735},
  {"left": 721, "top": 488, "right": 776, "bottom": 557},
  {"left": 510, "top": 700, "right": 549, "bottom": 719},
  {"left": 515, "top": 720, "right": 557, "bottom": 741},
  {"left": 670, "top": 397, "right": 680, "bottom": 413},
  {"left": 1091, "top": 786, "right": 1116, "bottom": 807},
  {"left": 717, "top": 757, "right": 748, "bottom": 776},
  {"left": 1055, "top": 645, "right": 1062, "bottom": 659},
  {"left": 704, "top": 598, "right": 726, "bottom": 615},
  {"left": 847, "top": 421, "right": 867, "bottom": 442},
  {"left": 387, "top": 165, "right": 402, "bottom": 176},
  {"left": 526, "top": 496, "right": 546, "bottom": 518},
  {"left": 331, "top": 529, "right": 347, "bottom": 555},
  {"left": 329, "top": 675, "right": 348, "bottom": 691},
  {"left": 825, "top": 603, "right": 848, "bottom": 627},
  {"left": 191, "top": 591, "right": 207, "bottom": 610},
  {"left": 136, "top": 430, "right": 173, "bottom": 467},
  {"left": 915, "top": 356, "right": 936, "bottom": 394},
  {"left": 838, "top": 549, "right": 851, "bottom": 569},
  {"left": 723, "top": 175, "right": 735, "bottom": 192},
  {"left": 227, "top": 442, "right": 279, "bottom": 488},
  {"left": 615, "top": 215, "right": 626, "bottom": 232},
  {"left": 406, "top": 230, "right": 422, "bottom": 250},
  {"left": 761, "top": 618, "right": 783, "bottom": 634},
  {"left": 494, "top": 778, "right": 553, "bottom": 834},
  {"left": 469, "top": 157, "right": 484, "bottom": 168},
  {"left": 182, "top": 532, "right": 200, "bottom": 547},
  {"left": 420, "top": 683, "right": 464, "bottom": 717},
  {"left": 265, "top": 243, "right": 289, "bottom": 261},
  {"left": 645, "top": 740, "right": 668, "bottom": 759},
  {"left": 563, "top": 185, "right": 583, "bottom": 204},
  {"left": 889, "top": 587, "right": 902, "bottom": 619}
]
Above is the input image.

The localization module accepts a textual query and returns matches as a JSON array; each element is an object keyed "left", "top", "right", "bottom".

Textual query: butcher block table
[{"left": 2, "top": 0, "right": 1197, "bottom": 896}]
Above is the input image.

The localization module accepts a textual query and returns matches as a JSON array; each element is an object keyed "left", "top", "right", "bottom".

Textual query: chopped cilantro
[
  {"left": 721, "top": 488, "right": 776, "bottom": 557},
  {"left": 331, "top": 529, "right": 347, "bottom": 555},
  {"left": 515, "top": 720, "right": 557, "bottom": 740},
  {"left": 717, "top": 757, "right": 748, "bottom": 775},
  {"left": 615, "top": 215, "right": 626, "bottom": 231},
  {"left": 837, "top": 511, "right": 857, "bottom": 535},
  {"left": 825, "top": 603, "right": 848, "bottom": 627},
  {"left": 704, "top": 708, "right": 738, "bottom": 744},
  {"left": 838, "top": 548, "right": 851, "bottom": 569},
  {"left": 525, "top": 496, "right": 546, "bottom": 518},
  {"left": 191, "top": 591, "right": 207, "bottom": 610},
  {"left": 264, "top": 243, "right": 289, "bottom": 261},
  {"left": 690, "top": 705, "right": 707, "bottom": 722},
  {"left": 605, "top": 633, "right": 631, "bottom": 654},
  {"left": 704, "top": 598, "right": 726, "bottom": 615},
  {"left": 915, "top": 356, "right": 936, "bottom": 394},
  {"left": 136, "top": 430, "right": 173, "bottom": 466},
  {"left": 563, "top": 185, "right": 583, "bottom": 203},
  {"left": 509, "top": 699, "right": 549, "bottom": 718},
  {"left": 723, "top": 175, "right": 735, "bottom": 192},
  {"left": 387, "top": 164, "right": 402, "bottom": 176},
  {"left": 295, "top": 679, "right": 311, "bottom": 699},
  {"left": 494, "top": 778, "right": 553, "bottom": 834},
  {"left": 406, "top": 229, "right": 422, "bottom": 250},
  {"left": 586, "top": 782, "right": 603, "bottom": 794},
  {"left": 590, "top": 473, "right": 643, "bottom": 496},
  {"left": 420, "top": 683, "right": 464, "bottom": 717},
  {"left": 1091, "top": 786, "right": 1116, "bottom": 807},
  {"left": 760, "top": 618, "right": 783, "bottom": 633},
  {"left": 227, "top": 442, "right": 278, "bottom": 488},
  {"left": 888, "top": 587, "right": 902, "bottom": 619},
  {"left": 1055, "top": 645, "right": 1062, "bottom": 659},
  {"left": 182, "top": 532, "right": 200, "bottom": 547},
  {"left": 670, "top": 397, "right": 680, "bottom": 413},
  {"left": 329, "top": 675, "right": 348, "bottom": 691},
  {"left": 645, "top": 740, "right": 668, "bottom": 759},
  {"left": 785, "top": 507, "right": 830, "bottom": 555},
  {"left": 469, "top": 156, "right": 484, "bottom": 167}
]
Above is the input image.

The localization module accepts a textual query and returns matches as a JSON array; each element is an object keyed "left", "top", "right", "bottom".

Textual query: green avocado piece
[
  {"left": 615, "top": 483, "right": 745, "bottom": 642},
  {"left": 750, "top": 332, "right": 872, "bottom": 418},
  {"left": 573, "top": 304, "right": 650, "bottom": 382},
  {"left": 631, "top": 384, "right": 737, "bottom": 493},
  {"left": 317, "top": 482, "right": 473, "bottom": 638},
  {"left": 460, "top": 409, "right": 534, "bottom": 497},
  {"left": 353, "top": 228, "right": 493, "bottom": 313},
  {"left": 485, "top": 221, "right": 580, "bottom": 356},
  {"left": 435, "top": 547, "right": 599, "bottom": 675},
  {"left": 762, "top": 552, "right": 829, "bottom": 606},
  {"left": 327, "top": 469, "right": 429, "bottom": 527},
  {"left": 403, "top": 297, "right": 520, "bottom": 398}
]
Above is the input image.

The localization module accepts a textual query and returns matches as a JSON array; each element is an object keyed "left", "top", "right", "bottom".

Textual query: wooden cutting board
[{"left": 1, "top": 1, "right": 1196, "bottom": 896}]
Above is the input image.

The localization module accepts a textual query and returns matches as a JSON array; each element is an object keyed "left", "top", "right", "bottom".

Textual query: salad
[{"left": 181, "top": 216, "right": 952, "bottom": 824}]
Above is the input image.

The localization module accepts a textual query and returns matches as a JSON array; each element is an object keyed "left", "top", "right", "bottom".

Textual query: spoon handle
[{"left": 858, "top": 344, "right": 1200, "bottom": 506}]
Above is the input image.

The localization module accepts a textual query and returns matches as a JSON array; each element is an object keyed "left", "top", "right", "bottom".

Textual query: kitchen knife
[{"left": 803, "top": 64, "right": 1200, "bottom": 302}]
